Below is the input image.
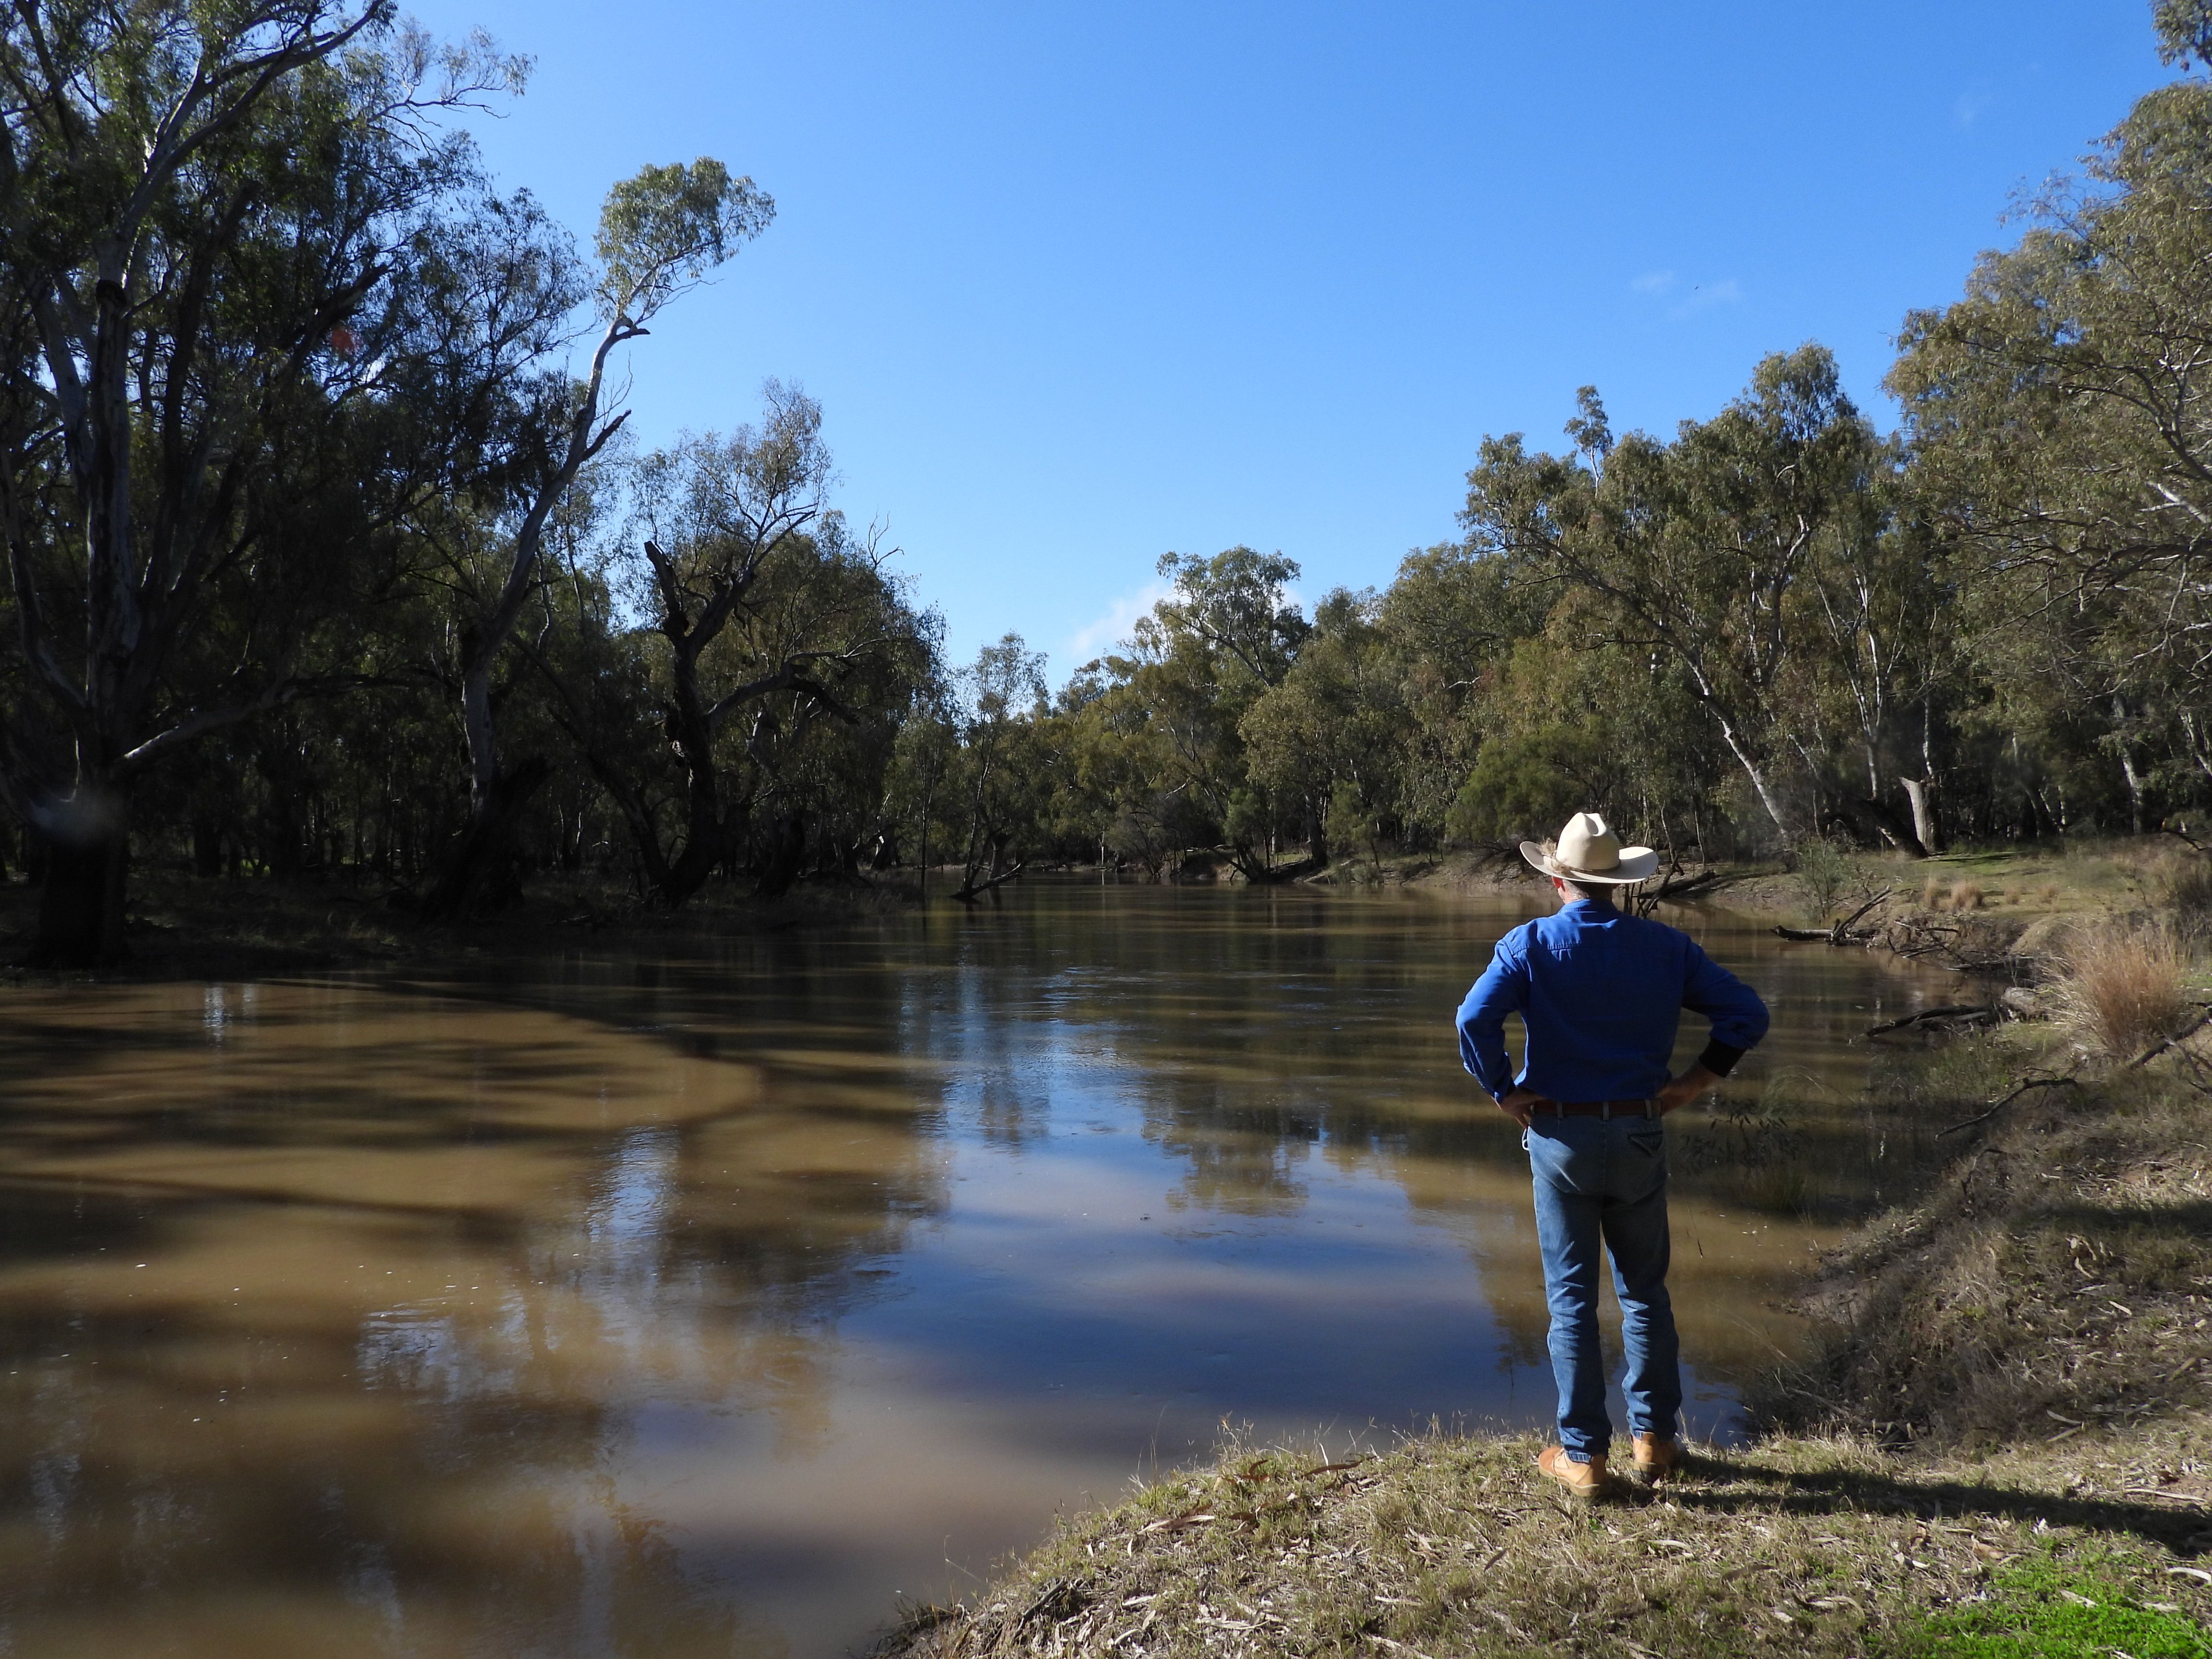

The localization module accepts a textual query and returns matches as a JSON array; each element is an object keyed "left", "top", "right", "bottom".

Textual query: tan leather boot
[
  {"left": 1536, "top": 1444, "right": 1612, "bottom": 1501},
  {"left": 1630, "top": 1433, "right": 1681, "bottom": 1480}
]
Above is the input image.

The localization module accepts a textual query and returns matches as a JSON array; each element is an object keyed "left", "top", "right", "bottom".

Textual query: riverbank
[
  {"left": 4, "top": 834, "right": 2186, "bottom": 984},
  {"left": 1349, "top": 835, "right": 2191, "bottom": 924},
  {"left": 876, "top": 1025, "right": 2212, "bottom": 1658},
  {"left": 0, "top": 868, "right": 911, "bottom": 983}
]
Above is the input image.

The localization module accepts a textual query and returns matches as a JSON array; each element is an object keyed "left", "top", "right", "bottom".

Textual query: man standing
[{"left": 1455, "top": 812, "right": 1769, "bottom": 1499}]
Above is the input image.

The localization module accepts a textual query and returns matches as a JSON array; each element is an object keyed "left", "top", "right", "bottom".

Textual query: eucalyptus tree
[
  {"left": 532, "top": 391, "right": 934, "bottom": 904},
  {"left": 1889, "top": 3, "right": 2212, "bottom": 829},
  {"left": 734, "top": 539, "right": 939, "bottom": 890},
  {"left": 1372, "top": 541, "right": 1556, "bottom": 842},
  {"left": 1095, "top": 547, "right": 1307, "bottom": 874},
  {"left": 419, "top": 155, "right": 773, "bottom": 917},
  {"left": 952, "top": 633, "right": 1048, "bottom": 899},
  {"left": 1461, "top": 351, "right": 1917, "bottom": 849},
  {"left": 0, "top": 0, "right": 561, "bottom": 964},
  {"left": 1239, "top": 588, "right": 1409, "bottom": 860},
  {"left": 884, "top": 676, "right": 959, "bottom": 880}
]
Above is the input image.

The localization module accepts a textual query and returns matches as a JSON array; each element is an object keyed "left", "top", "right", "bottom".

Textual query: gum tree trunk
[
  {"left": 1900, "top": 776, "right": 1939, "bottom": 854},
  {"left": 29, "top": 795, "right": 130, "bottom": 968}
]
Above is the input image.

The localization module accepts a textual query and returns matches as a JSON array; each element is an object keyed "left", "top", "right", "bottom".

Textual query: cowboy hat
[{"left": 1519, "top": 811, "right": 1659, "bottom": 885}]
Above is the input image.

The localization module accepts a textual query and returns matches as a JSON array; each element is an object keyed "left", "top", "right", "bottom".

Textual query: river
[{"left": 0, "top": 881, "right": 1962, "bottom": 1657}]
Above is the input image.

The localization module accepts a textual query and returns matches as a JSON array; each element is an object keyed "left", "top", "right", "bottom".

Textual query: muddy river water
[{"left": 0, "top": 882, "right": 1965, "bottom": 1657}]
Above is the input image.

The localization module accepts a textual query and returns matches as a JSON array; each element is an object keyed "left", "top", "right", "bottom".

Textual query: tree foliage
[{"left": 17, "top": 0, "right": 2212, "bottom": 956}]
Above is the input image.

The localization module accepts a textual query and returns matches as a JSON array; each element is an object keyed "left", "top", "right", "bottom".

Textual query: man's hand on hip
[
  {"left": 1497, "top": 1087, "right": 1547, "bottom": 1128},
  {"left": 1653, "top": 1064, "right": 1721, "bottom": 1115}
]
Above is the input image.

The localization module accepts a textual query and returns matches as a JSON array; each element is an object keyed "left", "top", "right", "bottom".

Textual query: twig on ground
[
  {"left": 1865, "top": 1004, "right": 1998, "bottom": 1037},
  {"left": 2124, "top": 1006, "right": 2212, "bottom": 1071},
  {"left": 2160, "top": 822, "right": 2210, "bottom": 857},
  {"left": 1939, "top": 1075, "right": 2083, "bottom": 1137}
]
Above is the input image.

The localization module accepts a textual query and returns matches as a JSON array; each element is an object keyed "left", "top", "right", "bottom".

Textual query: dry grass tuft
[
  {"left": 1923, "top": 877, "right": 1948, "bottom": 911},
  {"left": 1951, "top": 878, "right": 1985, "bottom": 910},
  {"left": 2164, "top": 856, "right": 2212, "bottom": 938},
  {"left": 2049, "top": 923, "right": 2195, "bottom": 1060}
]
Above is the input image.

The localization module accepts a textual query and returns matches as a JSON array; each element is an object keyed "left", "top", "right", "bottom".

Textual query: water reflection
[{"left": 0, "top": 882, "right": 1963, "bottom": 1656}]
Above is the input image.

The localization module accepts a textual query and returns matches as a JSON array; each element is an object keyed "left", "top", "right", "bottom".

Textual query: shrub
[
  {"left": 1791, "top": 834, "right": 1857, "bottom": 920},
  {"left": 2050, "top": 922, "right": 2194, "bottom": 1059}
]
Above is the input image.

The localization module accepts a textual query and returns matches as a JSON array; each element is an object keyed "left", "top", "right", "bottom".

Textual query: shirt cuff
[{"left": 1697, "top": 1039, "right": 1746, "bottom": 1077}]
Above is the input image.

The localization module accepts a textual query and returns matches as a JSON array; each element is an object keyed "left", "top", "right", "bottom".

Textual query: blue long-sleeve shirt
[{"left": 1455, "top": 898, "right": 1770, "bottom": 1103}]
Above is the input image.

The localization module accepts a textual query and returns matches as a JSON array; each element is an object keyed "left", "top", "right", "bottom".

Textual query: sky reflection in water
[{"left": 0, "top": 883, "right": 1962, "bottom": 1657}]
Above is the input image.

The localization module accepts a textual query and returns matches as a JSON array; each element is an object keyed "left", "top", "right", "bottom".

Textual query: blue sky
[{"left": 402, "top": 0, "right": 2169, "bottom": 674}]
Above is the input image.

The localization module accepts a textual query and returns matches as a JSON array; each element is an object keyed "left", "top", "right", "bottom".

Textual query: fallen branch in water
[
  {"left": 952, "top": 861, "right": 1027, "bottom": 902},
  {"left": 1648, "top": 867, "right": 1736, "bottom": 902},
  {"left": 1881, "top": 914, "right": 2028, "bottom": 974},
  {"left": 1775, "top": 889, "right": 1895, "bottom": 947},
  {"left": 1865, "top": 1004, "right": 1998, "bottom": 1037}
]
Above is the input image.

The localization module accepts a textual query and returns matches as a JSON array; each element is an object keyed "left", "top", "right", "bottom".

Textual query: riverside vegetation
[
  {"left": 22, "top": 3, "right": 2212, "bottom": 969},
  {"left": 876, "top": 898, "right": 2212, "bottom": 1659}
]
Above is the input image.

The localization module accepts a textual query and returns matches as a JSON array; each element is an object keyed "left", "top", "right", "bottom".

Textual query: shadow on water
[{"left": 0, "top": 880, "right": 1975, "bottom": 1657}]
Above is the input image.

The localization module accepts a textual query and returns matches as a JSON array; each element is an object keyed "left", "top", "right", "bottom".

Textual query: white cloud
[
  {"left": 1065, "top": 578, "right": 1171, "bottom": 663},
  {"left": 1954, "top": 83, "right": 1993, "bottom": 129},
  {"left": 1630, "top": 269, "right": 1676, "bottom": 295}
]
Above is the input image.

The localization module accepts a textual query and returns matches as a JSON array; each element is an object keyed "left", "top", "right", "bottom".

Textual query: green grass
[{"left": 1892, "top": 1553, "right": 2212, "bottom": 1657}]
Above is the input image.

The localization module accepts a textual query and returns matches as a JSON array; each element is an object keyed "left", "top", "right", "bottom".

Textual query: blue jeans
[{"left": 1524, "top": 1110, "right": 1682, "bottom": 1463}]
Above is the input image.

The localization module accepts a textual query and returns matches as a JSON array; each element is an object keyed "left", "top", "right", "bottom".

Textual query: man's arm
[
  {"left": 1659, "top": 941, "right": 1771, "bottom": 1112},
  {"left": 1455, "top": 938, "right": 1528, "bottom": 1116}
]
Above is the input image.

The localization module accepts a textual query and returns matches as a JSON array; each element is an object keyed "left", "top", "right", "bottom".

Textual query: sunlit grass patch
[{"left": 1891, "top": 1553, "right": 2212, "bottom": 1658}]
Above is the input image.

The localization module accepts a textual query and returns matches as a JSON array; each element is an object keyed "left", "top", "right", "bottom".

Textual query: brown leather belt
[{"left": 1536, "top": 1099, "right": 1658, "bottom": 1118}]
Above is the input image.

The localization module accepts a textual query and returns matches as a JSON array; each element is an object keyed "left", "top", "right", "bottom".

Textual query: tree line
[
  {"left": 10, "top": 0, "right": 2212, "bottom": 966},
  {"left": 902, "top": 1, "right": 2212, "bottom": 893}
]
